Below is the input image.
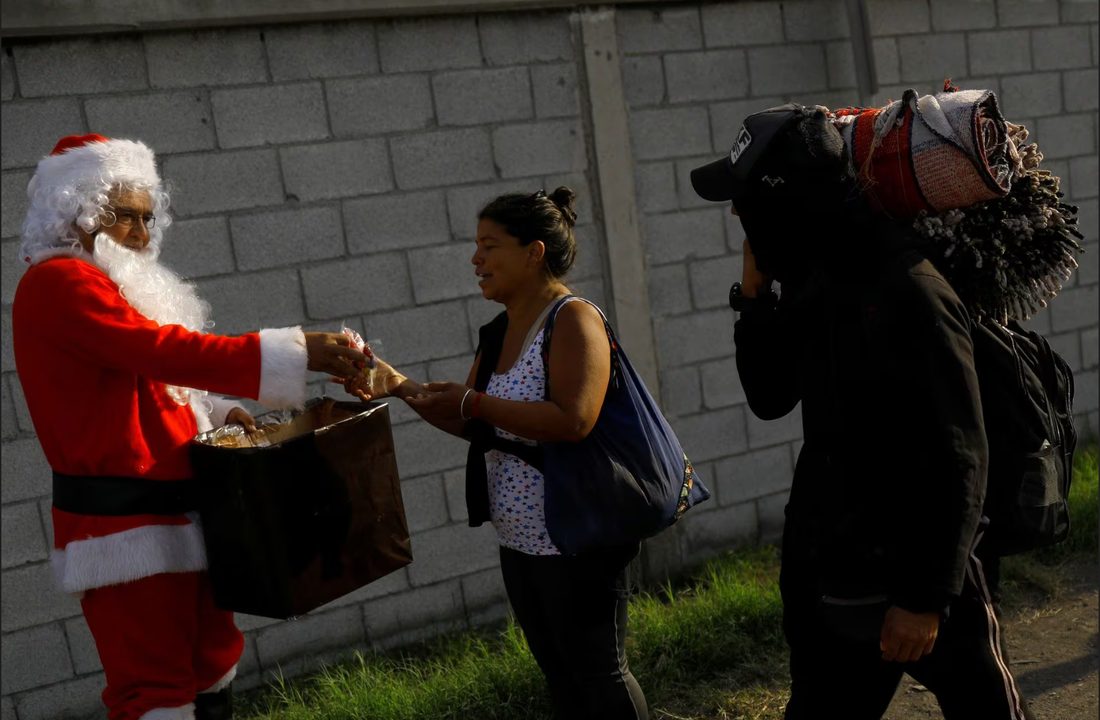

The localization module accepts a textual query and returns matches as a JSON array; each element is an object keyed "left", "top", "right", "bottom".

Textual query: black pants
[
  {"left": 499, "top": 543, "right": 649, "bottom": 720},
  {"left": 783, "top": 553, "right": 1035, "bottom": 720}
]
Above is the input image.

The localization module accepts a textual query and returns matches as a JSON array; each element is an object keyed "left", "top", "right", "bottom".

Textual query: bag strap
[{"left": 540, "top": 296, "right": 621, "bottom": 399}]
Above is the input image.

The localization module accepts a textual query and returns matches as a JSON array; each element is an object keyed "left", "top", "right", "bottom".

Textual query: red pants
[{"left": 81, "top": 571, "right": 244, "bottom": 720}]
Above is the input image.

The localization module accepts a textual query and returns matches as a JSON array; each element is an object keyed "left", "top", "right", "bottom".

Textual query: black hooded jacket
[{"left": 734, "top": 207, "right": 988, "bottom": 616}]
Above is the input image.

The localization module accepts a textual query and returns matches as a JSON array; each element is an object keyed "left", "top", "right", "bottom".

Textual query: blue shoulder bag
[{"left": 540, "top": 296, "right": 710, "bottom": 553}]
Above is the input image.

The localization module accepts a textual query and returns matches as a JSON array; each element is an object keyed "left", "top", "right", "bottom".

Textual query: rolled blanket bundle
[{"left": 824, "top": 83, "right": 1084, "bottom": 324}]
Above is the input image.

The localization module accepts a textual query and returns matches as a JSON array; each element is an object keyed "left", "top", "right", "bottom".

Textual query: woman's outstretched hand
[
  {"left": 405, "top": 382, "right": 473, "bottom": 423},
  {"left": 329, "top": 358, "right": 410, "bottom": 403}
]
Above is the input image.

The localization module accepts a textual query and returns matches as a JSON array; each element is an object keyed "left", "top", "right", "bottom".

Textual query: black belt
[{"left": 52, "top": 472, "right": 200, "bottom": 516}]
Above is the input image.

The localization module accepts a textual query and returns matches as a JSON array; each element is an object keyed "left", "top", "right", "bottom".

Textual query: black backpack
[{"left": 971, "top": 320, "right": 1077, "bottom": 557}]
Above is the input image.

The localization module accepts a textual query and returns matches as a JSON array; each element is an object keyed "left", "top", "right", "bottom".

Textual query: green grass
[{"left": 240, "top": 445, "right": 1098, "bottom": 720}]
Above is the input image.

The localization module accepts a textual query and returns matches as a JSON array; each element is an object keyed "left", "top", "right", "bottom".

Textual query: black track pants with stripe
[{"left": 783, "top": 554, "right": 1035, "bottom": 720}]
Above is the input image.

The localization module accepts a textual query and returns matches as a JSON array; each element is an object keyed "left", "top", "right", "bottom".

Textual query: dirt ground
[{"left": 884, "top": 560, "right": 1098, "bottom": 720}]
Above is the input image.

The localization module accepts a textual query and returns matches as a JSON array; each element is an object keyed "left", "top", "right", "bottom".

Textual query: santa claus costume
[{"left": 12, "top": 135, "right": 311, "bottom": 720}]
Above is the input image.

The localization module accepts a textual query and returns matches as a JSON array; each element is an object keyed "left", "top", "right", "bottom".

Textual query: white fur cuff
[
  {"left": 258, "top": 327, "right": 307, "bottom": 410},
  {"left": 140, "top": 704, "right": 195, "bottom": 720},
  {"left": 205, "top": 395, "right": 243, "bottom": 429}
]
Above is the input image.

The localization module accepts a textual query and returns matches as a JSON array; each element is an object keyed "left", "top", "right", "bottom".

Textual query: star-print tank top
[{"left": 484, "top": 328, "right": 560, "bottom": 556}]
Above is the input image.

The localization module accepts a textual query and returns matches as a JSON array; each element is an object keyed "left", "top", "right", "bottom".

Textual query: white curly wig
[{"left": 20, "top": 135, "right": 173, "bottom": 266}]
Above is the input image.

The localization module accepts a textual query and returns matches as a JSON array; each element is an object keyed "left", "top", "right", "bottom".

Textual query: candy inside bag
[{"left": 340, "top": 325, "right": 386, "bottom": 397}]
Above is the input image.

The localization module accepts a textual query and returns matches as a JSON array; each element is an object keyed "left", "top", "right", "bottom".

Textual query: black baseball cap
[{"left": 691, "top": 103, "right": 849, "bottom": 206}]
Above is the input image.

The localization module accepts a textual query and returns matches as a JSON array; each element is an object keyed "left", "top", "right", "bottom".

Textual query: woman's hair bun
[{"left": 548, "top": 186, "right": 578, "bottom": 228}]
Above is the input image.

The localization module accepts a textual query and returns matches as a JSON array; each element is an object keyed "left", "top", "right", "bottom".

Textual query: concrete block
[
  {"left": 1051, "top": 284, "right": 1099, "bottom": 332},
  {"left": 1064, "top": 69, "right": 1099, "bottom": 113},
  {"left": 621, "top": 55, "right": 664, "bottom": 107},
  {"left": 162, "top": 149, "right": 283, "bottom": 216},
  {"left": 1044, "top": 158, "right": 1073, "bottom": 197},
  {"left": 427, "top": 353, "right": 474, "bottom": 385},
  {"left": 238, "top": 634, "right": 260, "bottom": 678},
  {"left": 1, "top": 562, "right": 81, "bottom": 632},
  {"left": 1076, "top": 241, "right": 1098, "bottom": 286},
  {"left": 642, "top": 209, "right": 726, "bottom": 265},
  {"left": 461, "top": 566, "right": 508, "bottom": 614},
  {"left": 783, "top": 0, "right": 849, "bottom": 42},
  {"left": 195, "top": 269, "right": 304, "bottom": 336},
  {"left": 544, "top": 171, "right": 594, "bottom": 226},
  {"left": 1094, "top": 24, "right": 1099, "bottom": 66},
  {"left": 702, "top": 1, "right": 783, "bottom": 47},
  {"left": 930, "top": 0, "right": 996, "bottom": 30},
  {"left": 301, "top": 253, "right": 411, "bottom": 320},
  {"left": 2, "top": 377, "right": 16, "bottom": 440},
  {"left": 671, "top": 406, "right": 747, "bottom": 462},
  {"left": 1047, "top": 331, "right": 1082, "bottom": 371},
  {"left": 682, "top": 500, "right": 757, "bottom": 562},
  {"left": 1, "top": 623, "right": 73, "bottom": 695},
  {"left": 1, "top": 696, "right": 13, "bottom": 720},
  {"left": 281, "top": 139, "right": 392, "bottom": 203},
  {"left": 1, "top": 99, "right": 84, "bottom": 170},
  {"left": 1, "top": 52, "right": 13, "bottom": 101},
  {"left": 159, "top": 216, "right": 235, "bottom": 279},
  {"left": 446, "top": 179, "right": 541, "bottom": 239},
  {"left": 1061, "top": 1, "right": 1099, "bottom": 23},
  {"left": 1, "top": 240, "right": 27, "bottom": 304},
  {"left": 648, "top": 263, "right": 692, "bottom": 316},
  {"left": 661, "top": 365, "right": 702, "bottom": 417},
  {"left": 701, "top": 356, "right": 747, "bottom": 409},
  {"left": 212, "top": 83, "right": 328, "bottom": 149},
  {"left": 85, "top": 90, "right": 215, "bottom": 154},
  {"left": 364, "top": 578, "right": 465, "bottom": 640},
  {"left": 327, "top": 75, "right": 434, "bottom": 137},
  {"left": 867, "top": 0, "right": 931, "bottom": 35},
  {"left": 1081, "top": 327, "right": 1098, "bottom": 369},
  {"left": 145, "top": 29, "right": 266, "bottom": 88},
  {"left": 1, "top": 307, "right": 11, "bottom": 373},
  {"left": 999, "top": 72, "right": 1063, "bottom": 119},
  {"left": 1, "top": 437, "right": 51, "bottom": 504},
  {"left": 266, "top": 21, "right": 379, "bottom": 80},
  {"left": 675, "top": 155, "right": 722, "bottom": 210},
  {"left": 827, "top": 41, "right": 857, "bottom": 90},
  {"left": 748, "top": 45, "right": 829, "bottom": 96},
  {"left": 401, "top": 475, "right": 450, "bottom": 533},
  {"left": 9, "top": 375, "right": 33, "bottom": 435},
  {"left": 1036, "top": 114, "right": 1095, "bottom": 159},
  {"left": 1, "top": 171, "right": 30, "bottom": 238},
  {"left": 377, "top": 17, "right": 480, "bottom": 73},
  {"left": 532, "top": 63, "right": 580, "bottom": 119},
  {"left": 898, "top": 34, "right": 968, "bottom": 83},
  {"left": 407, "top": 522, "right": 499, "bottom": 586},
  {"left": 665, "top": 50, "right": 748, "bottom": 104},
  {"left": 969, "top": 30, "right": 1032, "bottom": 75},
  {"left": 1, "top": 501, "right": 47, "bottom": 569},
  {"left": 13, "top": 37, "right": 145, "bottom": 98},
  {"left": 690, "top": 255, "right": 743, "bottom": 310},
  {"left": 1072, "top": 155, "right": 1099, "bottom": 199},
  {"left": 996, "top": 0, "right": 1060, "bottom": 27},
  {"left": 467, "top": 295, "right": 505, "bottom": 340},
  {"left": 479, "top": 12, "right": 573, "bottom": 65},
  {"left": 366, "top": 300, "right": 471, "bottom": 365},
  {"left": 409, "top": 244, "right": 480, "bottom": 304},
  {"left": 635, "top": 162, "right": 678, "bottom": 214},
  {"left": 654, "top": 309, "right": 736, "bottom": 367},
  {"left": 758, "top": 489, "right": 791, "bottom": 544},
  {"left": 234, "top": 612, "right": 282, "bottom": 632},
  {"left": 1073, "top": 368, "right": 1099, "bottom": 413},
  {"left": 1032, "top": 26, "right": 1093, "bottom": 70},
  {"left": 231, "top": 205, "right": 344, "bottom": 271},
  {"left": 710, "top": 96, "right": 786, "bottom": 153},
  {"left": 255, "top": 606, "right": 364, "bottom": 668},
  {"left": 344, "top": 190, "right": 449, "bottom": 254},
  {"left": 715, "top": 444, "right": 793, "bottom": 507},
  {"left": 631, "top": 106, "right": 711, "bottom": 160},
  {"left": 1022, "top": 304, "right": 1053, "bottom": 335},
  {"left": 37, "top": 497, "right": 53, "bottom": 550},
  {"left": 392, "top": 129, "right": 495, "bottom": 190},
  {"left": 747, "top": 403, "right": 804, "bottom": 449},
  {"left": 65, "top": 615, "right": 102, "bottom": 675},
  {"left": 434, "top": 67, "right": 532, "bottom": 127},
  {"left": 493, "top": 120, "right": 586, "bottom": 178},
  {"left": 313, "top": 567, "right": 410, "bottom": 613},
  {"left": 13, "top": 672, "right": 105, "bottom": 720},
  {"left": 616, "top": 7, "right": 702, "bottom": 54},
  {"left": 443, "top": 468, "right": 468, "bottom": 522},
  {"left": 571, "top": 277, "right": 606, "bottom": 310},
  {"left": 392, "top": 416, "right": 469, "bottom": 478}
]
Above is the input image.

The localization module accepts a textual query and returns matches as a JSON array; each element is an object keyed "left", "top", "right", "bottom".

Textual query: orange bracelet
[{"left": 471, "top": 391, "right": 486, "bottom": 418}]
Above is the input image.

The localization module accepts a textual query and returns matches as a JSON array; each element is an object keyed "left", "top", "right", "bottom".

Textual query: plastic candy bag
[{"left": 341, "top": 326, "right": 386, "bottom": 398}]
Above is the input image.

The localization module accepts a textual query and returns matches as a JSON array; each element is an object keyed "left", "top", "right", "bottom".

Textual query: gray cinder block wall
[{"left": 1, "top": 1, "right": 1097, "bottom": 717}]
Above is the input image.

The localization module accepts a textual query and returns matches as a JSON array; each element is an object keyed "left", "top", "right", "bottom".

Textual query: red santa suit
[{"left": 12, "top": 135, "right": 309, "bottom": 720}]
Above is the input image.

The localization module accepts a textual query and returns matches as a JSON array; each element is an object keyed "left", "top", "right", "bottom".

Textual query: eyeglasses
[{"left": 101, "top": 206, "right": 156, "bottom": 229}]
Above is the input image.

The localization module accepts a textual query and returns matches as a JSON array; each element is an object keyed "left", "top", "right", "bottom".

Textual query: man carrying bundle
[{"left": 690, "top": 85, "right": 1082, "bottom": 719}]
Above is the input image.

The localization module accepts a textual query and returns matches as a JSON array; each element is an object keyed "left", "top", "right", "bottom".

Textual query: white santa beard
[{"left": 92, "top": 233, "right": 213, "bottom": 408}]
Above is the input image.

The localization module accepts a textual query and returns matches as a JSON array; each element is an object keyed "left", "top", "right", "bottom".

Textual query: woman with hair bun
[{"left": 338, "top": 186, "right": 649, "bottom": 719}]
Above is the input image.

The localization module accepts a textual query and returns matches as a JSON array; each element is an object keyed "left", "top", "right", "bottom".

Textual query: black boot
[{"left": 194, "top": 686, "right": 233, "bottom": 720}]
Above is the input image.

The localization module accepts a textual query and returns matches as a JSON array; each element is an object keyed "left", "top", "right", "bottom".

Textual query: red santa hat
[{"left": 27, "top": 133, "right": 161, "bottom": 198}]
